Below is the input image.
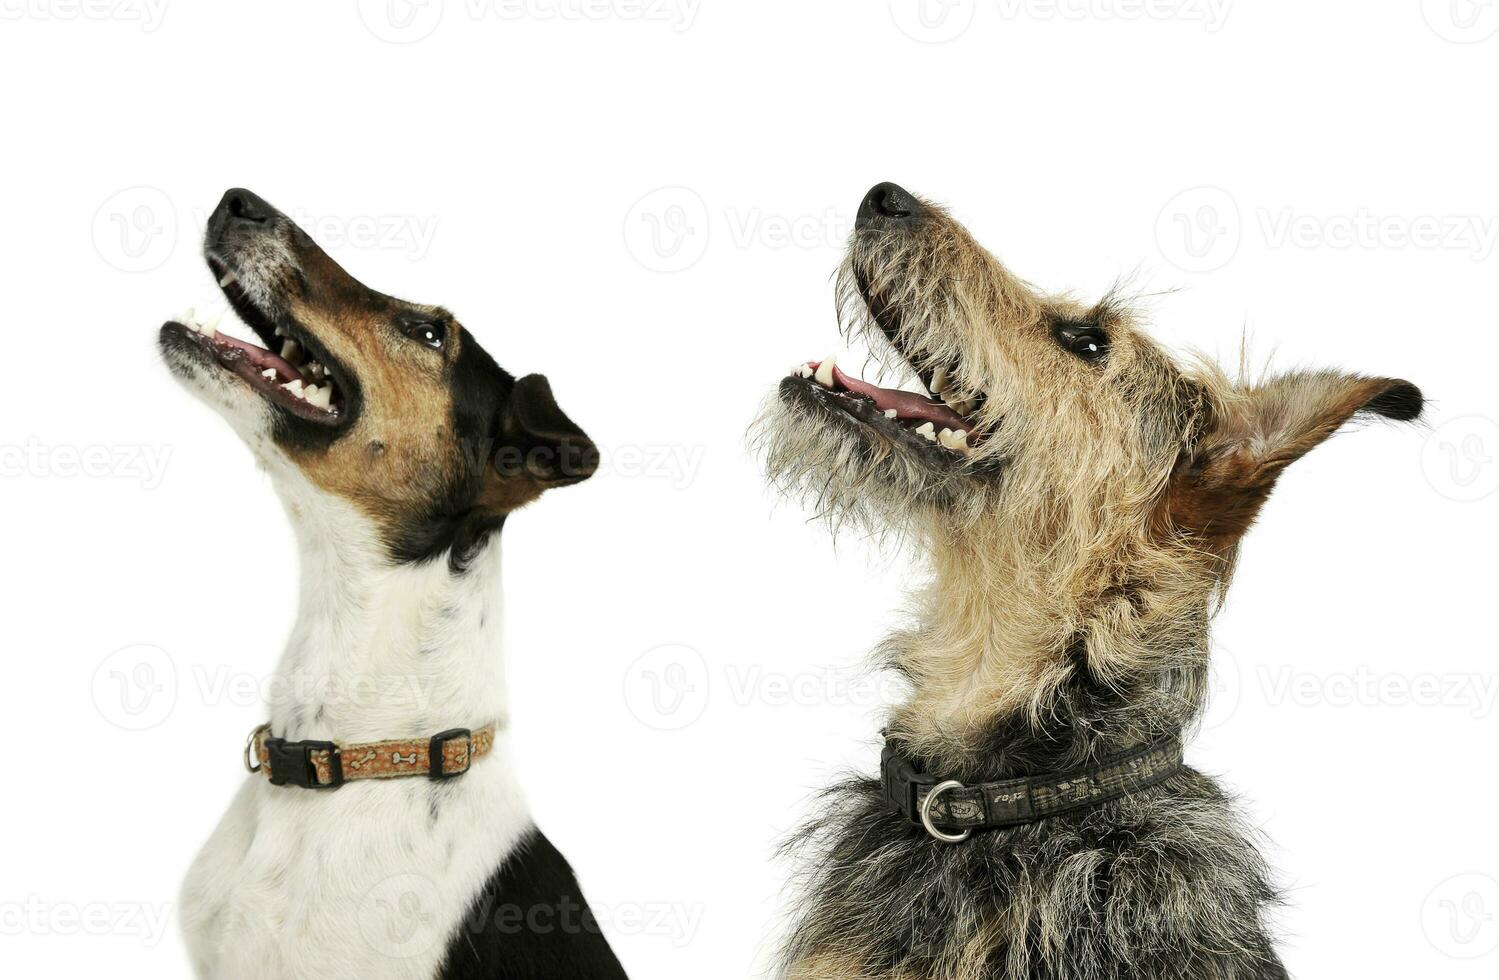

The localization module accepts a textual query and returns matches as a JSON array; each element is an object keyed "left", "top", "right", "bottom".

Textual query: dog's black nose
[
  {"left": 206, "top": 189, "right": 280, "bottom": 249},
  {"left": 221, "top": 188, "right": 273, "bottom": 224},
  {"left": 857, "top": 182, "right": 922, "bottom": 229}
]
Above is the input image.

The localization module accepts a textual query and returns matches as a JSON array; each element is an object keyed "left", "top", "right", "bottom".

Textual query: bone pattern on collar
[{"left": 250, "top": 722, "right": 500, "bottom": 787}]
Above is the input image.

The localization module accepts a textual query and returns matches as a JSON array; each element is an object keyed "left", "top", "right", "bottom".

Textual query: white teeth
[
  {"left": 794, "top": 363, "right": 813, "bottom": 379},
  {"left": 938, "top": 428, "right": 972, "bottom": 454},
  {"left": 930, "top": 366, "right": 950, "bottom": 394},
  {"left": 274, "top": 326, "right": 287, "bottom": 338},
  {"left": 914, "top": 421, "right": 937, "bottom": 442},
  {"left": 219, "top": 270, "right": 238, "bottom": 287},
  {"left": 180, "top": 308, "right": 197, "bottom": 329},
  {"left": 282, "top": 379, "right": 304, "bottom": 397},
  {"left": 945, "top": 396, "right": 976, "bottom": 417},
  {"left": 305, "top": 385, "right": 332, "bottom": 410},
  {"left": 884, "top": 409, "right": 899, "bottom": 419},
  {"left": 280, "top": 339, "right": 301, "bottom": 362},
  {"left": 260, "top": 369, "right": 277, "bottom": 380},
  {"left": 814, "top": 355, "right": 837, "bottom": 388}
]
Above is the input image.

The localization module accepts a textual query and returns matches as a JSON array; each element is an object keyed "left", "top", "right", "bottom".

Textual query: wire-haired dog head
[{"left": 756, "top": 182, "right": 1422, "bottom": 766}]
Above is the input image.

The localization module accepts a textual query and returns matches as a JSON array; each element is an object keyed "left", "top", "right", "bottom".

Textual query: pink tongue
[
  {"left": 213, "top": 331, "right": 303, "bottom": 381},
  {"left": 823, "top": 363, "right": 971, "bottom": 432}
]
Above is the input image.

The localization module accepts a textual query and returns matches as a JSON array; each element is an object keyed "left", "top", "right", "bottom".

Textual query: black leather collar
[{"left": 881, "top": 735, "right": 1185, "bottom": 842}]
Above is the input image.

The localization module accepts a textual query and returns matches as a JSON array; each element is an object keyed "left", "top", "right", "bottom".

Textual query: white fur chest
[
  {"left": 180, "top": 749, "right": 531, "bottom": 979},
  {"left": 179, "top": 485, "right": 531, "bottom": 979}
]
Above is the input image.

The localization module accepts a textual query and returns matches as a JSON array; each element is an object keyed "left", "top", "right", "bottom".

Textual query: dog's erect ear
[
  {"left": 1166, "top": 371, "right": 1422, "bottom": 548},
  {"left": 488, "top": 373, "right": 599, "bottom": 497}
]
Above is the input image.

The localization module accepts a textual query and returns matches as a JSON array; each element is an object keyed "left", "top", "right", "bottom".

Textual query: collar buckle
[
  {"left": 880, "top": 743, "right": 936, "bottom": 823},
  {"left": 264, "top": 737, "right": 344, "bottom": 789}
]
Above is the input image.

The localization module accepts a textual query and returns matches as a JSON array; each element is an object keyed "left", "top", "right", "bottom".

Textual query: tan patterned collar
[{"left": 244, "top": 722, "right": 500, "bottom": 789}]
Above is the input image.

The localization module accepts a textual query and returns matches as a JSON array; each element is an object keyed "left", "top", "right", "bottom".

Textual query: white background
[{"left": 2, "top": 1, "right": 1497, "bottom": 977}]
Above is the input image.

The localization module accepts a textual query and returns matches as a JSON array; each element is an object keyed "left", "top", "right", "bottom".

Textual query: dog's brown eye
[
  {"left": 402, "top": 320, "right": 445, "bottom": 350},
  {"left": 1055, "top": 323, "right": 1109, "bottom": 363}
]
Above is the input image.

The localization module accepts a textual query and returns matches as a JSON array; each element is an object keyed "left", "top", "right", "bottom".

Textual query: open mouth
[
  {"left": 783, "top": 282, "right": 987, "bottom": 459},
  {"left": 160, "top": 256, "right": 349, "bottom": 425},
  {"left": 788, "top": 358, "right": 976, "bottom": 455}
]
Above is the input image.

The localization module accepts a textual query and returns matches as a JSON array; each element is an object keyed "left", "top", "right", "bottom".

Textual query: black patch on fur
[
  {"left": 437, "top": 827, "right": 628, "bottom": 980},
  {"left": 389, "top": 328, "right": 517, "bottom": 569},
  {"left": 1364, "top": 380, "right": 1424, "bottom": 422}
]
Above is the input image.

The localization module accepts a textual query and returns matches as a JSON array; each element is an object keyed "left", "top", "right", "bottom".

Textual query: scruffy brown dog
[{"left": 755, "top": 183, "right": 1422, "bottom": 980}]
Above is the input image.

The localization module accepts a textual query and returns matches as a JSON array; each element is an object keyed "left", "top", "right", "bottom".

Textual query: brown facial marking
[{"left": 218, "top": 195, "right": 590, "bottom": 559}]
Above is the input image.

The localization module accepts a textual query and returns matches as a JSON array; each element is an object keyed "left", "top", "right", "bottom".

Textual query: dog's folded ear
[
  {"left": 1166, "top": 372, "right": 1423, "bottom": 548},
  {"left": 492, "top": 373, "right": 599, "bottom": 488}
]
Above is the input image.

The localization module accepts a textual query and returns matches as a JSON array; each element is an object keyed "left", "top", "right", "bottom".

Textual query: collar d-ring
[
  {"left": 243, "top": 723, "right": 269, "bottom": 773},
  {"left": 920, "top": 779, "right": 973, "bottom": 843}
]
